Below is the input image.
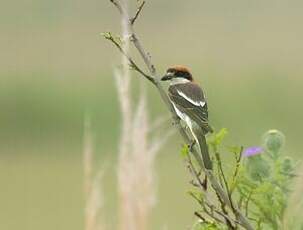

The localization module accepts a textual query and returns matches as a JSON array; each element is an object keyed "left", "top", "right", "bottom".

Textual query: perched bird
[{"left": 161, "top": 65, "right": 213, "bottom": 170}]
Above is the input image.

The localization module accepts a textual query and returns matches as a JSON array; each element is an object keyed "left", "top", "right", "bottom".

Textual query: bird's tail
[{"left": 196, "top": 130, "right": 213, "bottom": 170}]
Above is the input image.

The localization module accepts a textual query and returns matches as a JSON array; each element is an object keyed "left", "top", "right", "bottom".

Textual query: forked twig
[{"left": 103, "top": 32, "right": 153, "bottom": 82}]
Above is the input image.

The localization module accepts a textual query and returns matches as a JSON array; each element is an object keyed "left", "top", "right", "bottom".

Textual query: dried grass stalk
[{"left": 83, "top": 114, "right": 106, "bottom": 230}]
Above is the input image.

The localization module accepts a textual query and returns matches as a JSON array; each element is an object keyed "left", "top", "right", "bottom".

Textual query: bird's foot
[
  {"left": 188, "top": 139, "right": 196, "bottom": 152},
  {"left": 172, "top": 117, "right": 181, "bottom": 126}
]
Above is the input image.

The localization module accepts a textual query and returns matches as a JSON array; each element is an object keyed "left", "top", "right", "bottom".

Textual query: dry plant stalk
[
  {"left": 83, "top": 114, "right": 105, "bottom": 230},
  {"left": 104, "top": 0, "right": 254, "bottom": 229},
  {"left": 282, "top": 166, "right": 303, "bottom": 229},
  {"left": 115, "top": 1, "right": 172, "bottom": 230}
]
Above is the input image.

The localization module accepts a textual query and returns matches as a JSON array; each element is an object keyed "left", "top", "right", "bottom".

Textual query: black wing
[{"left": 168, "top": 82, "right": 213, "bottom": 133}]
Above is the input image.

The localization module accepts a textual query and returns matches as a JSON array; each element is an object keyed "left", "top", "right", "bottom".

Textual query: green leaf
[
  {"left": 209, "top": 128, "right": 228, "bottom": 151},
  {"left": 215, "top": 128, "right": 228, "bottom": 145},
  {"left": 180, "top": 144, "right": 190, "bottom": 158},
  {"left": 210, "top": 128, "right": 228, "bottom": 146}
]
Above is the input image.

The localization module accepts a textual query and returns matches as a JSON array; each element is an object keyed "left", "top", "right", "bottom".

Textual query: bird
[{"left": 161, "top": 65, "right": 213, "bottom": 170}]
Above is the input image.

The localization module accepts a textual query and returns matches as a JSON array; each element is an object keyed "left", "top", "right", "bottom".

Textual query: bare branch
[
  {"left": 103, "top": 32, "right": 154, "bottom": 82},
  {"left": 214, "top": 190, "right": 236, "bottom": 229},
  {"left": 130, "top": 1, "right": 145, "bottom": 25},
  {"left": 230, "top": 146, "right": 244, "bottom": 195},
  {"left": 130, "top": 33, "right": 156, "bottom": 75},
  {"left": 214, "top": 151, "right": 236, "bottom": 215},
  {"left": 110, "top": 0, "right": 123, "bottom": 14},
  {"left": 109, "top": 0, "right": 156, "bottom": 75},
  {"left": 194, "top": 211, "right": 207, "bottom": 222},
  {"left": 215, "top": 152, "right": 229, "bottom": 193},
  {"left": 106, "top": 1, "right": 254, "bottom": 229},
  {"left": 213, "top": 209, "right": 241, "bottom": 227},
  {"left": 203, "top": 209, "right": 226, "bottom": 225},
  {"left": 187, "top": 153, "right": 207, "bottom": 191},
  {"left": 188, "top": 155, "right": 236, "bottom": 229}
]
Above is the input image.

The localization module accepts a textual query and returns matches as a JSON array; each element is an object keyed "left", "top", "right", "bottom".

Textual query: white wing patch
[
  {"left": 171, "top": 101, "right": 199, "bottom": 145},
  {"left": 171, "top": 101, "right": 194, "bottom": 130},
  {"left": 177, "top": 90, "right": 206, "bottom": 107},
  {"left": 171, "top": 102, "right": 185, "bottom": 120},
  {"left": 200, "top": 101, "right": 206, "bottom": 107}
]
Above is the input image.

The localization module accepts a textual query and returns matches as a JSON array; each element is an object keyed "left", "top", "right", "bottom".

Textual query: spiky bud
[
  {"left": 282, "top": 157, "right": 294, "bottom": 173},
  {"left": 262, "top": 129, "right": 285, "bottom": 157},
  {"left": 247, "top": 155, "right": 270, "bottom": 181}
]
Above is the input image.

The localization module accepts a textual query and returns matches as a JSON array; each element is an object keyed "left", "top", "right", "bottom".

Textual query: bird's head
[{"left": 161, "top": 65, "right": 193, "bottom": 82}]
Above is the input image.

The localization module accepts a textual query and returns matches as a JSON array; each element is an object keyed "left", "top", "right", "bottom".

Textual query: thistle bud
[
  {"left": 282, "top": 157, "right": 294, "bottom": 173},
  {"left": 262, "top": 129, "right": 285, "bottom": 157},
  {"left": 247, "top": 155, "right": 270, "bottom": 181}
]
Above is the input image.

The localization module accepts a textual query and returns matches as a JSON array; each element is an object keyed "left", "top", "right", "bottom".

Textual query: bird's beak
[{"left": 161, "top": 72, "right": 174, "bottom": 81}]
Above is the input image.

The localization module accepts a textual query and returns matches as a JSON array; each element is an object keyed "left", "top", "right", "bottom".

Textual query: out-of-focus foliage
[{"left": 189, "top": 129, "right": 299, "bottom": 229}]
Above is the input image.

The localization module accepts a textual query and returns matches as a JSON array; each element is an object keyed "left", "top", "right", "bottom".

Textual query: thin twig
[
  {"left": 110, "top": 0, "right": 123, "bottom": 14},
  {"left": 188, "top": 155, "right": 236, "bottom": 229},
  {"left": 215, "top": 152, "right": 230, "bottom": 194},
  {"left": 214, "top": 151, "right": 236, "bottom": 217},
  {"left": 103, "top": 33, "right": 153, "bottom": 82},
  {"left": 110, "top": 0, "right": 156, "bottom": 75},
  {"left": 187, "top": 153, "right": 207, "bottom": 191},
  {"left": 213, "top": 209, "right": 241, "bottom": 227},
  {"left": 214, "top": 190, "right": 236, "bottom": 229},
  {"left": 130, "top": 1, "right": 145, "bottom": 25},
  {"left": 230, "top": 146, "right": 244, "bottom": 195},
  {"left": 202, "top": 201, "right": 231, "bottom": 225},
  {"left": 215, "top": 153, "right": 225, "bottom": 189},
  {"left": 194, "top": 211, "right": 207, "bottom": 222},
  {"left": 189, "top": 192, "right": 223, "bottom": 224}
]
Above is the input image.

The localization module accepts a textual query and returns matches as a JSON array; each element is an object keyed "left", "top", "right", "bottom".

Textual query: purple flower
[{"left": 243, "top": 146, "right": 264, "bottom": 157}]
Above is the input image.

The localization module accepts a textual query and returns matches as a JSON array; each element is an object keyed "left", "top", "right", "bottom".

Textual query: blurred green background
[{"left": 1, "top": 0, "right": 303, "bottom": 229}]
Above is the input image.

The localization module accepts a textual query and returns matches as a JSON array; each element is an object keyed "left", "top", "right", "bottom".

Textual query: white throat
[{"left": 170, "top": 78, "right": 190, "bottom": 85}]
